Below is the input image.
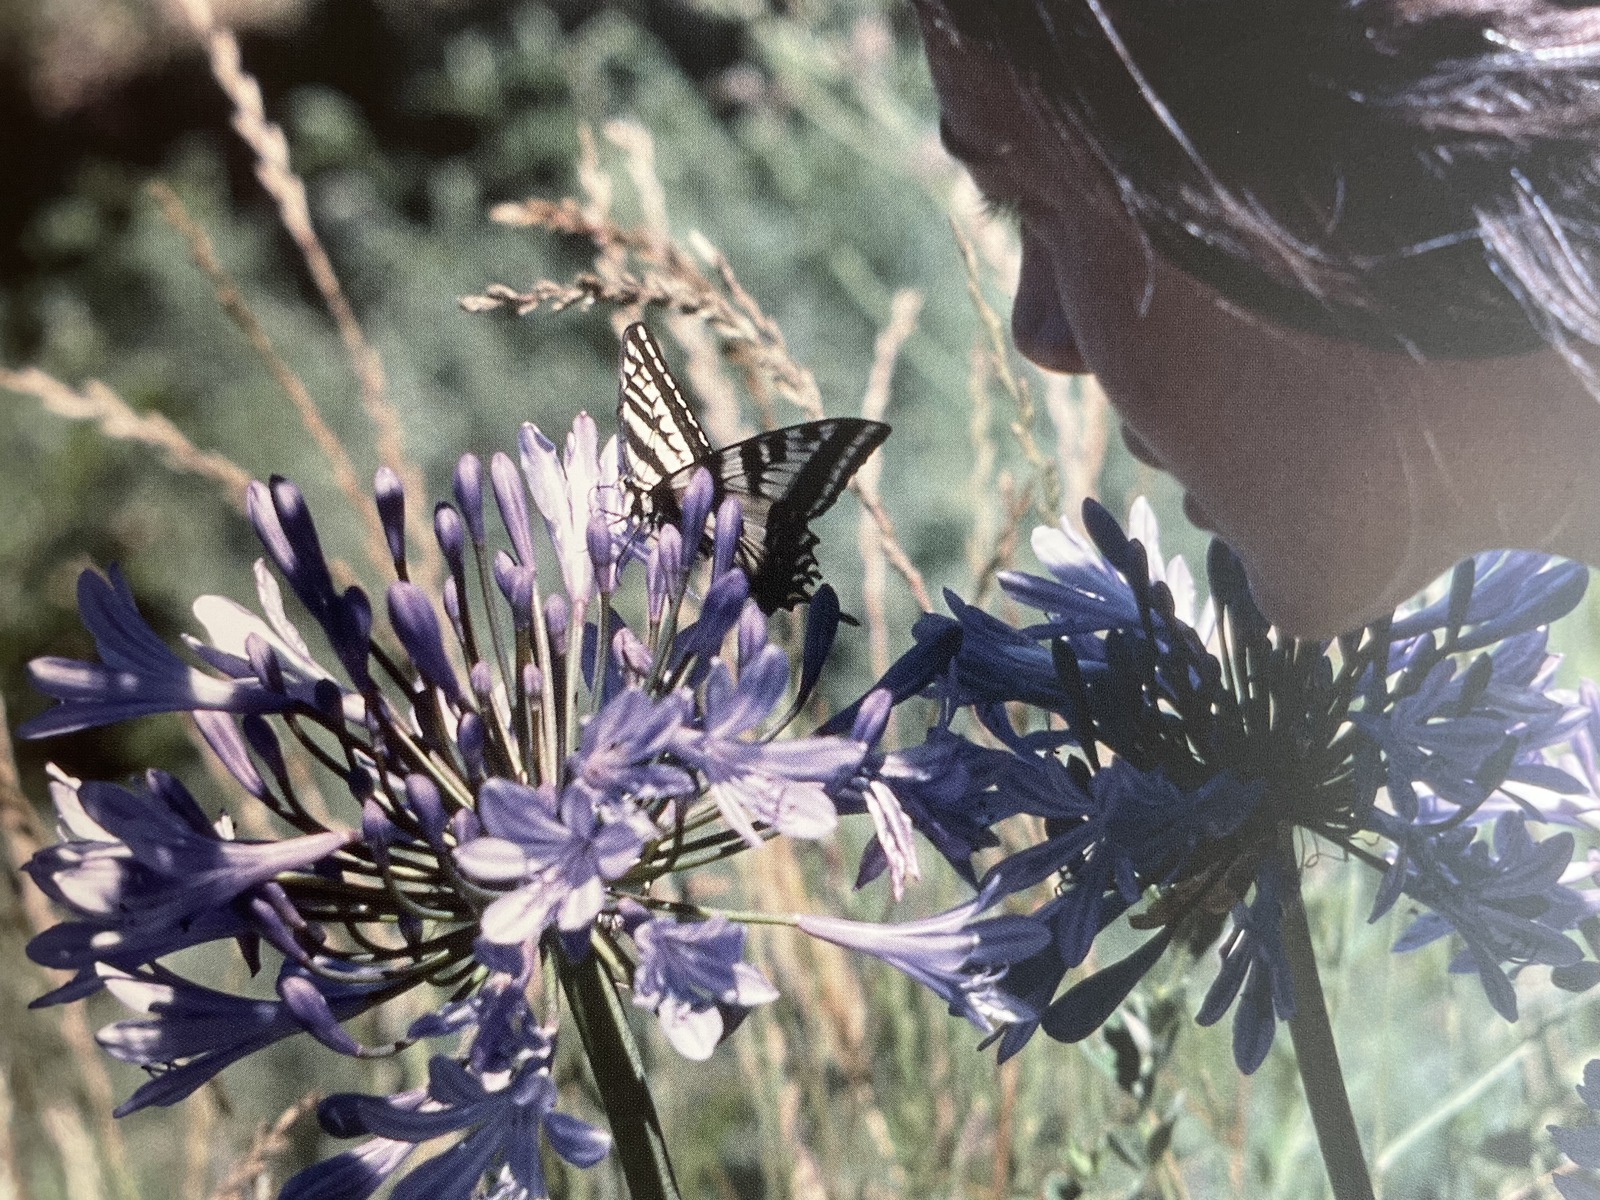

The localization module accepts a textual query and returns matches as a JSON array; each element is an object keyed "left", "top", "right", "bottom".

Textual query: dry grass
[
  {"left": 463, "top": 122, "right": 936, "bottom": 617},
  {"left": 169, "top": 0, "right": 439, "bottom": 595},
  {"left": 0, "top": 368, "right": 253, "bottom": 506}
]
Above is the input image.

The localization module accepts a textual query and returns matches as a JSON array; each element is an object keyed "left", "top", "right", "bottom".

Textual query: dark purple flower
[
  {"left": 819, "top": 612, "right": 962, "bottom": 737},
  {"left": 1194, "top": 857, "right": 1294, "bottom": 1074},
  {"left": 1352, "top": 630, "right": 1585, "bottom": 819},
  {"left": 986, "top": 761, "right": 1259, "bottom": 968},
  {"left": 832, "top": 493, "right": 1600, "bottom": 1081},
  {"left": 288, "top": 1051, "right": 609, "bottom": 1200},
  {"left": 1378, "top": 811, "right": 1588, "bottom": 1020}
]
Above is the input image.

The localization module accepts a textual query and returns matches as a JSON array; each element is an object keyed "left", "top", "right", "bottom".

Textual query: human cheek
[{"left": 1011, "top": 227, "right": 1087, "bottom": 374}]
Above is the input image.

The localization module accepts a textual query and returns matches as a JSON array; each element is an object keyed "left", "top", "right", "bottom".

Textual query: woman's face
[{"left": 918, "top": 6, "right": 1600, "bottom": 638}]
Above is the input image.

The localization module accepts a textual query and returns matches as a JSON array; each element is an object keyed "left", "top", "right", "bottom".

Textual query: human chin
[{"left": 1217, "top": 513, "right": 1450, "bottom": 642}]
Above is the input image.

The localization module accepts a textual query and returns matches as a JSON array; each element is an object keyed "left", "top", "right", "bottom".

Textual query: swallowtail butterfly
[{"left": 617, "top": 322, "right": 891, "bottom": 613}]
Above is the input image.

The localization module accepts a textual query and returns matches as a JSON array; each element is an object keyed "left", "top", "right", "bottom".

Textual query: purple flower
[
  {"left": 631, "top": 912, "right": 778, "bottom": 1060},
  {"left": 1378, "top": 812, "right": 1588, "bottom": 1020},
  {"left": 13, "top": 388, "right": 934, "bottom": 1200},
  {"left": 859, "top": 778, "right": 921, "bottom": 900},
  {"left": 285, "top": 1051, "right": 610, "bottom": 1200},
  {"left": 454, "top": 781, "right": 643, "bottom": 945},
  {"left": 94, "top": 963, "right": 384, "bottom": 1115},
  {"left": 519, "top": 414, "right": 624, "bottom": 606},
  {"left": 987, "top": 761, "right": 1259, "bottom": 968},
  {"left": 1352, "top": 630, "right": 1585, "bottom": 819},
  {"left": 836, "top": 692, "right": 988, "bottom": 899},
  {"left": 569, "top": 688, "right": 694, "bottom": 810},
  {"left": 796, "top": 882, "right": 1049, "bottom": 1032},
  {"left": 1195, "top": 858, "right": 1295, "bottom": 1074},
  {"left": 827, "top": 491, "right": 1600, "bottom": 1089},
  {"left": 247, "top": 478, "right": 374, "bottom": 688},
  {"left": 672, "top": 648, "right": 863, "bottom": 845},
  {"left": 995, "top": 513, "right": 1141, "bottom": 635},
  {"left": 279, "top": 1127, "right": 417, "bottom": 1200},
  {"left": 1388, "top": 550, "right": 1588, "bottom": 652},
  {"left": 24, "top": 771, "right": 350, "bottom": 988},
  {"left": 19, "top": 567, "right": 308, "bottom": 739}
]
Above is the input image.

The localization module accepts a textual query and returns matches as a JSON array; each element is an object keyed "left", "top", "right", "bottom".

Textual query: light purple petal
[
  {"left": 478, "top": 885, "right": 557, "bottom": 945},
  {"left": 454, "top": 838, "right": 530, "bottom": 884}
]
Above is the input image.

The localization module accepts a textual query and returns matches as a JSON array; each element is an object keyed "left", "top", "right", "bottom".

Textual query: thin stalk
[
  {"left": 629, "top": 897, "right": 799, "bottom": 927},
  {"left": 645, "top": 572, "right": 687, "bottom": 695},
  {"left": 1278, "top": 845, "right": 1375, "bottom": 1200},
  {"left": 472, "top": 539, "right": 516, "bottom": 726},
  {"left": 529, "top": 584, "right": 560, "bottom": 778},
  {"left": 559, "top": 946, "right": 683, "bottom": 1200},
  {"left": 566, "top": 602, "right": 586, "bottom": 763},
  {"left": 592, "top": 597, "right": 613, "bottom": 715}
]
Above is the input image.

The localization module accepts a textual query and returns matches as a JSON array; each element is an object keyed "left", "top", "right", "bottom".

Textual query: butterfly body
[{"left": 617, "top": 323, "right": 890, "bottom": 613}]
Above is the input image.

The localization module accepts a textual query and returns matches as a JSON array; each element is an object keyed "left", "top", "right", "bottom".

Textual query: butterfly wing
[
  {"left": 616, "top": 322, "right": 891, "bottom": 612},
  {"left": 617, "top": 323, "right": 713, "bottom": 521},
  {"left": 703, "top": 419, "right": 891, "bottom": 612}
]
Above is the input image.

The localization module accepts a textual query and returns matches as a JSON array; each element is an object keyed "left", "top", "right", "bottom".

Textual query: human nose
[{"left": 1011, "top": 228, "right": 1086, "bottom": 374}]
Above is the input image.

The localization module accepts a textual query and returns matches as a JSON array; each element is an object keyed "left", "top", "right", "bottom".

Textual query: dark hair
[{"left": 922, "top": 0, "right": 1600, "bottom": 362}]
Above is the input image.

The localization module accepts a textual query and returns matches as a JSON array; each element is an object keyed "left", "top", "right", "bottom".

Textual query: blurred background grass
[{"left": 3, "top": 1, "right": 1600, "bottom": 1197}]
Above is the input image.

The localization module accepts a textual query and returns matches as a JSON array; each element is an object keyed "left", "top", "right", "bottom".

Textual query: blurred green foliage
[{"left": 3, "top": 2, "right": 1600, "bottom": 1198}]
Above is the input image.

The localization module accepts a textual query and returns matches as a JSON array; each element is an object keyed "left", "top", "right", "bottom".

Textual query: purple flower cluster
[
  {"left": 840, "top": 496, "right": 1600, "bottom": 1074},
  {"left": 27, "top": 338, "right": 1600, "bottom": 1196},
  {"left": 18, "top": 393, "right": 1046, "bottom": 1198}
]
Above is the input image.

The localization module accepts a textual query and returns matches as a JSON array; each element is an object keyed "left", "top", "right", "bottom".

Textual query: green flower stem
[
  {"left": 629, "top": 896, "right": 800, "bottom": 927},
  {"left": 559, "top": 945, "right": 683, "bottom": 1200},
  {"left": 1279, "top": 849, "right": 1375, "bottom": 1200}
]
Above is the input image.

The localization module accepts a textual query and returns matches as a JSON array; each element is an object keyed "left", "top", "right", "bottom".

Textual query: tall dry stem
[
  {"left": 858, "top": 289, "right": 925, "bottom": 683},
  {"left": 171, "top": 0, "right": 439, "bottom": 592},
  {"left": 0, "top": 368, "right": 252, "bottom": 505}
]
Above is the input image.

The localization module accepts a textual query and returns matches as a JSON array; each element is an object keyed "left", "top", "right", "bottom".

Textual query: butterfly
[{"left": 617, "top": 322, "right": 891, "bottom": 614}]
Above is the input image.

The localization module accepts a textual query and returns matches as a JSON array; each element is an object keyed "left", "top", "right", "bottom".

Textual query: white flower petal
[
  {"left": 659, "top": 997, "right": 723, "bottom": 1061},
  {"left": 479, "top": 885, "right": 555, "bottom": 945}
]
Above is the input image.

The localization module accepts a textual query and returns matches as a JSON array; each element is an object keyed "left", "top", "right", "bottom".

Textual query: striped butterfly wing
[
  {"left": 617, "top": 322, "right": 713, "bottom": 515},
  {"left": 617, "top": 323, "right": 890, "bottom": 613},
  {"left": 704, "top": 420, "right": 890, "bottom": 612}
]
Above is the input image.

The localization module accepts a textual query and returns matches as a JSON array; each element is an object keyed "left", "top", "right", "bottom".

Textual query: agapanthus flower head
[
  {"left": 17, "top": 388, "right": 905, "bottom": 1200},
  {"left": 845, "top": 495, "right": 1600, "bottom": 1074}
]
